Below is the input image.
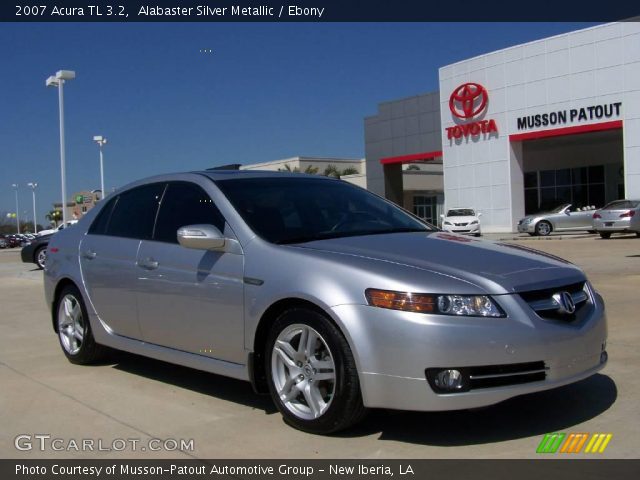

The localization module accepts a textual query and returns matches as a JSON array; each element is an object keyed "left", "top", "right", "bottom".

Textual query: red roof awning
[
  {"left": 380, "top": 150, "right": 443, "bottom": 165},
  {"left": 509, "top": 120, "right": 622, "bottom": 142}
]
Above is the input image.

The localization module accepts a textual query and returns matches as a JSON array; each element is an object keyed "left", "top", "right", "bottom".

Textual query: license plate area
[{"left": 605, "top": 222, "right": 614, "bottom": 227}]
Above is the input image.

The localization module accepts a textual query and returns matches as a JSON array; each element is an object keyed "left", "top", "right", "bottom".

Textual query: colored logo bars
[{"left": 536, "top": 433, "right": 612, "bottom": 454}]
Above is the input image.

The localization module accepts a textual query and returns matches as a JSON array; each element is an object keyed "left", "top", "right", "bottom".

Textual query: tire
[
  {"left": 265, "top": 308, "right": 366, "bottom": 434},
  {"left": 599, "top": 232, "right": 612, "bottom": 239},
  {"left": 535, "top": 221, "right": 552, "bottom": 236},
  {"left": 34, "top": 246, "right": 47, "bottom": 270},
  {"left": 55, "top": 285, "right": 107, "bottom": 364}
]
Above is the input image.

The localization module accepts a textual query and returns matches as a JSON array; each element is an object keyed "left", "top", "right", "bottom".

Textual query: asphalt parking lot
[{"left": 1, "top": 235, "right": 639, "bottom": 459}]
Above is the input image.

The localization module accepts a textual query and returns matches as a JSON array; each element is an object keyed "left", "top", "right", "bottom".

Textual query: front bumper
[
  {"left": 330, "top": 291, "right": 607, "bottom": 411},
  {"left": 442, "top": 224, "right": 481, "bottom": 235},
  {"left": 517, "top": 222, "right": 535, "bottom": 233}
]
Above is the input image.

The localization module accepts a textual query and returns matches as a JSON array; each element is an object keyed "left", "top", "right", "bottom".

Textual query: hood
[{"left": 296, "top": 231, "right": 585, "bottom": 294}]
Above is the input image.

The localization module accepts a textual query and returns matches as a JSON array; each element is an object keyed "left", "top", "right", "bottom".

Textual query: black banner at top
[{"left": 3, "top": 0, "right": 640, "bottom": 22}]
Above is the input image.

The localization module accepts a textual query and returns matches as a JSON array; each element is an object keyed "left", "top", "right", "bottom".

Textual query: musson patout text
[{"left": 16, "top": 463, "right": 415, "bottom": 476}]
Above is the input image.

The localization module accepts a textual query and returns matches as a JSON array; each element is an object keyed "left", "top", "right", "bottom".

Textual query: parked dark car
[
  {"left": 21, "top": 234, "right": 53, "bottom": 269},
  {"left": 2, "top": 234, "right": 22, "bottom": 248}
]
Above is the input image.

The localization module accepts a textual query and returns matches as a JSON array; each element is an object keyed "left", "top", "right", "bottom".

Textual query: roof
[{"left": 195, "top": 169, "right": 337, "bottom": 182}]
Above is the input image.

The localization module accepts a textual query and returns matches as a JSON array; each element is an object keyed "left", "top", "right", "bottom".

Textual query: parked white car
[
  {"left": 440, "top": 208, "right": 482, "bottom": 236},
  {"left": 38, "top": 220, "right": 78, "bottom": 237}
]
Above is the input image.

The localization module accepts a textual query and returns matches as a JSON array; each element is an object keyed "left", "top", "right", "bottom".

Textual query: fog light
[
  {"left": 435, "top": 369, "right": 464, "bottom": 390},
  {"left": 600, "top": 351, "right": 608, "bottom": 364}
]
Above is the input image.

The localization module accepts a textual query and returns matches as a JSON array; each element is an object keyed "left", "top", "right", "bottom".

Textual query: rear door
[
  {"left": 135, "top": 181, "right": 245, "bottom": 363},
  {"left": 79, "top": 183, "right": 165, "bottom": 339}
]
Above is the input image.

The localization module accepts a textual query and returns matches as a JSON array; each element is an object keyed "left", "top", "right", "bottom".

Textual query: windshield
[
  {"left": 549, "top": 204, "right": 571, "bottom": 213},
  {"left": 446, "top": 209, "right": 475, "bottom": 217},
  {"left": 216, "top": 177, "right": 433, "bottom": 244},
  {"left": 602, "top": 200, "right": 640, "bottom": 210}
]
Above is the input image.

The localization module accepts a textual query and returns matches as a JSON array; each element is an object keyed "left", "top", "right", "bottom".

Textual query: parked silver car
[
  {"left": 592, "top": 199, "right": 640, "bottom": 239},
  {"left": 517, "top": 204, "right": 598, "bottom": 236},
  {"left": 44, "top": 171, "right": 608, "bottom": 433}
]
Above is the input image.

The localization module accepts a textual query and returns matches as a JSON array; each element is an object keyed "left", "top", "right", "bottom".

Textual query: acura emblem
[{"left": 553, "top": 291, "right": 576, "bottom": 315}]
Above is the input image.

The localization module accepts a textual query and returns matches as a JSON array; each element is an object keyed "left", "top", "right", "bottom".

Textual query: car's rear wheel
[
  {"left": 55, "top": 285, "right": 107, "bottom": 364},
  {"left": 35, "top": 246, "right": 47, "bottom": 269},
  {"left": 599, "top": 232, "right": 612, "bottom": 239},
  {"left": 535, "top": 221, "right": 552, "bottom": 236},
  {"left": 266, "top": 308, "right": 366, "bottom": 434}
]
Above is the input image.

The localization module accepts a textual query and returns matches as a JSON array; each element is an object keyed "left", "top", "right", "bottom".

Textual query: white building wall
[{"left": 439, "top": 21, "right": 640, "bottom": 232}]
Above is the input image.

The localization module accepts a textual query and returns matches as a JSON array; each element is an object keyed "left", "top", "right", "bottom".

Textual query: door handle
[
  {"left": 82, "top": 250, "right": 97, "bottom": 260},
  {"left": 138, "top": 257, "right": 159, "bottom": 270}
]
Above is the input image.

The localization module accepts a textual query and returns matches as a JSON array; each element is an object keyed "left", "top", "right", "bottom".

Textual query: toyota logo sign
[{"left": 449, "top": 82, "right": 488, "bottom": 119}]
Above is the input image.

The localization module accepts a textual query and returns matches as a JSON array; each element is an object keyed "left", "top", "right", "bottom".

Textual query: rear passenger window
[
  {"left": 153, "top": 182, "right": 225, "bottom": 244},
  {"left": 105, "top": 183, "right": 166, "bottom": 240},
  {"left": 88, "top": 197, "right": 117, "bottom": 235}
]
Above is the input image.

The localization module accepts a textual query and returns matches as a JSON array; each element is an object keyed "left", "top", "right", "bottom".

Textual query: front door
[{"left": 135, "top": 181, "right": 245, "bottom": 364}]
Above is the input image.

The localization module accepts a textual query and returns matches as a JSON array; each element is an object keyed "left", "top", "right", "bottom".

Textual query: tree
[
  {"left": 45, "top": 210, "right": 62, "bottom": 227},
  {"left": 278, "top": 164, "right": 319, "bottom": 175},
  {"left": 406, "top": 164, "right": 421, "bottom": 171},
  {"left": 323, "top": 165, "right": 360, "bottom": 178}
]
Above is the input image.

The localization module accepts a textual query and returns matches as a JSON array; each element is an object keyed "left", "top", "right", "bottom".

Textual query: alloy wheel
[
  {"left": 271, "top": 324, "right": 336, "bottom": 420},
  {"left": 57, "top": 294, "right": 85, "bottom": 355}
]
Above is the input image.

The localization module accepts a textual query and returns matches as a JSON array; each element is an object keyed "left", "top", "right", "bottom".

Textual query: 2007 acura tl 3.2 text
[{"left": 44, "top": 171, "right": 607, "bottom": 433}]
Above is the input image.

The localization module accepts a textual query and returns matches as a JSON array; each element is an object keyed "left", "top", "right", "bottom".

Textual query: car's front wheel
[
  {"left": 535, "top": 220, "right": 552, "bottom": 236},
  {"left": 35, "top": 246, "right": 47, "bottom": 269},
  {"left": 55, "top": 285, "right": 107, "bottom": 364},
  {"left": 266, "top": 308, "right": 366, "bottom": 434}
]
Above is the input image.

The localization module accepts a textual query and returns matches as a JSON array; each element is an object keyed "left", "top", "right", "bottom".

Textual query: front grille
[
  {"left": 519, "top": 282, "right": 590, "bottom": 322},
  {"left": 454, "top": 222, "right": 469, "bottom": 226}
]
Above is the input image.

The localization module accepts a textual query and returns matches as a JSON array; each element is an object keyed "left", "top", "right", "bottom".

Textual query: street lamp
[
  {"left": 27, "top": 182, "right": 38, "bottom": 234},
  {"left": 46, "top": 69, "right": 76, "bottom": 226},
  {"left": 93, "top": 135, "right": 107, "bottom": 199},
  {"left": 11, "top": 183, "right": 20, "bottom": 233}
]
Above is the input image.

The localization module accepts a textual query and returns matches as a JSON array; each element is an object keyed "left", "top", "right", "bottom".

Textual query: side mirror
[
  {"left": 177, "top": 224, "right": 225, "bottom": 250},
  {"left": 477, "top": 212, "right": 482, "bottom": 217}
]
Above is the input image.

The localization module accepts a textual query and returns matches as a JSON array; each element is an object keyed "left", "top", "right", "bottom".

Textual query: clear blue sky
[{"left": 0, "top": 22, "right": 597, "bottom": 226}]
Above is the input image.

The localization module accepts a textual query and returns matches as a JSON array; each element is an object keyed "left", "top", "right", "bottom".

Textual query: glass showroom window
[
  {"left": 524, "top": 166, "right": 605, "bottom": 214},
  {"left": 413, "top": 195, "right": 437, "bottom": 224}
]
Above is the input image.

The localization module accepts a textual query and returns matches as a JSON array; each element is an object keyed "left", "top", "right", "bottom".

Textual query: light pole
[
  {"left": 27, "top": 182, "right": 38, "bottom": 234},
  {"left": 11, "top": 183, "right": 20, "bottom": 233},
  {"left": 46, "top": 69, "right": 76, "bottom": 226},
  {"left": 93, "top": 135, "right": 107, "bottom": 199}
]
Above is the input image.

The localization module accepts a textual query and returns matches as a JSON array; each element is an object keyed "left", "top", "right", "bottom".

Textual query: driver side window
[{"left": 153, "top": 182, "right": 226, "bottom": 244}]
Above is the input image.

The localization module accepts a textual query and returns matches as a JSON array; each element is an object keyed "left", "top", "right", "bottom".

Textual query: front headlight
[
  {"left": 365, "top": 289, "right": 505, "bottom": 317},
  {"left": 470, "top": 220, "right": 478, "bottom": 225},
  {"left": 523, "top": 218, "right": 532, "bottom": 224},
  {"left": 444, "top": 221, "right": 452, "bottom": 225}
]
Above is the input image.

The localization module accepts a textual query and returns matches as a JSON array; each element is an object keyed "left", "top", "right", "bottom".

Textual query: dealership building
[{"left": 365, "top": 21, "right": 640, "bottom": 232}]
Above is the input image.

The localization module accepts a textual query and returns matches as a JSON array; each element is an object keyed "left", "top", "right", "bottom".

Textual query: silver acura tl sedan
[{"left": 44, "top": 171, "right": 608, "bottom": 434}]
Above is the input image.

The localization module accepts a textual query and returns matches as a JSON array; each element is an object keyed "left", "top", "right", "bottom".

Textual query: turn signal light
[
  {"left": 592, "top": 213, "right": 602, "bottom": 219},
  {"left": 619, "top": 210, "right": 636, "bottom": 218},
  {"left": 365, "top": 289, "right": 435, "bottom": 313}
]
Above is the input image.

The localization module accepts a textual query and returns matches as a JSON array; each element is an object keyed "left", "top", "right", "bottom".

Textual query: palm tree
[
  {"left": 45, "top": 210, "right": 62, "bottom": 227},
  {"left": 278, "top": 164, "right": 319, "bottom": 175}
]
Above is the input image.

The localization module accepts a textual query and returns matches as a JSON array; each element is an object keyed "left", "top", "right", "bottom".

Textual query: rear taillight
[
  {"left": 620, "top": 210, "right": 636, "bottom": 218},
  {"left": 593, "top": 213, "right": 601, "bottom": 219}
]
